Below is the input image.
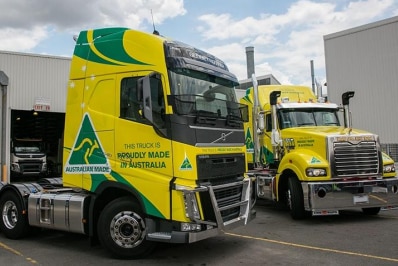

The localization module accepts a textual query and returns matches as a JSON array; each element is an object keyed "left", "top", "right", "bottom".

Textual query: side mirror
[
  {"left": 258, "top": 113, "right": 265, "bottom": 131},
  {"left": 138, "top": 75, "right": 153, "bottom": 123}
]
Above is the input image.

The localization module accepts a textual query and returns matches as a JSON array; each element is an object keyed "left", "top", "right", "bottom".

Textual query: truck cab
[
  {"left": 241, "top": 82, "right": 398, "bottom": 219},
  {"left": 10, "top": 138, "right": 47, "bottom": 180},
  {"left": 0, "top": 28, "right": 254, "bottom": 259}
]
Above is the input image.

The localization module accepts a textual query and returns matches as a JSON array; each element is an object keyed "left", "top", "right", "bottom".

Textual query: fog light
[{"left": 181, "top": 223, "right": 201, "bottom": 232}]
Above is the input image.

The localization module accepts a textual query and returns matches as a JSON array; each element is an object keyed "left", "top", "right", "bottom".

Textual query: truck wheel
[
  {"left": 287, "top": 177, "right": 306, "bottom": 220},
  {"left": 97, "top": 197, "right": 156, "bottom": 259},
  {"left": 0, "top": 191, "right": 30, "bottom": 239},
  {"left": 362, "top": 207, "right": 381, "bottom": 215}
]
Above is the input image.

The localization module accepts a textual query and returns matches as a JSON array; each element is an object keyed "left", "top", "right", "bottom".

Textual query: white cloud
[
  {"left": 0, "top": 26, "right": 48, "bottom": 52},
  {"left": 0, "top": 0, "right": 186, "bottom": 30},
  {"left": 197, "top": 0, "right": 397, "bottom": 85},
  {"left": 0, "top": 0, "right": 396, "bottom": 87},
  {"left": 0, "top": 0, "right": 186, "bottom": 52}
]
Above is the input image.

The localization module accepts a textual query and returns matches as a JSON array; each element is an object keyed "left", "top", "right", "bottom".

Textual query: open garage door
[{"left": 10, "top": 109, "right": 65, "bottom": 182}]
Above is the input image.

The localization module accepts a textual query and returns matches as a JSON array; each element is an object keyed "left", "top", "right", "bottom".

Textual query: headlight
[
  {"left": 383, "top": 164, "right": 396, "bottom": 173},
  {"left": 11, "top": 163, "right": 20, "bottom": 172},
  {"left": 306, "top": 168, "right": 327, "bottom": 177},
  {"left": 184, "top": 192, "right": 201, "bottom": 220},
  {"left": 175, "top": 185, "right": 203, "bottom": 220}
]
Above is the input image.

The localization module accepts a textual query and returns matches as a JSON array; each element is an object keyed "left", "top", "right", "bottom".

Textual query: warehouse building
[
  {"left": 324, "top": 16, "right": 398, "bottom": 160},
  {"left": 0, "top": 51, "right": 70, "bottom": 181}
]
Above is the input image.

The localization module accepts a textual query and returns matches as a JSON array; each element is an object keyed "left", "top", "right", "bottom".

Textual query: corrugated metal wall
[
  {"left": 0, "top": 51, "right": 71, "bottom": 113},
  {"left": 324, "top": 16, "right": 398, "bottom": 149}
]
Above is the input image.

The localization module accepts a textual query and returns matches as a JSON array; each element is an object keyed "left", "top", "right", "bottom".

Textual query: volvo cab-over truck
[
  {"left": 10, "top": 138, "right": 47, "bottom": 179},
  {"left": 0, "top": 27, "right": 254, "bottom": 259},
  {"left": 241, "top": 76, "right": 398, "bottom": 219}
]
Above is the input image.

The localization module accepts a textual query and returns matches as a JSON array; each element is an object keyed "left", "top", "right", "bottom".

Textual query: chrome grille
[{"left": 333, "top": 141, "right": 380, "bottom": 176}]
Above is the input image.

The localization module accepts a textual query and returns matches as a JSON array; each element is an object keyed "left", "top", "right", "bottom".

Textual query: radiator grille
[
  {"left": 199, "top": 178, "right": 245, "bottom": 223},
  {"left": 20, "top": 161, "right": 44, "bottom": 173},
  {"left": 196, "top": 153, "right": 247, "bottom": 223},
  {"left": 213, "top": 182, "right": 242, "bottom": 222},
  {"left": 333, "top": 141, "right": 380, "bottom": 176}
]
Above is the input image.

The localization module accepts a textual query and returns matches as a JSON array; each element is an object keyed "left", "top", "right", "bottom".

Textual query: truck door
[{"left": 114, "top": 72, "right": 173, "bottom": 219}]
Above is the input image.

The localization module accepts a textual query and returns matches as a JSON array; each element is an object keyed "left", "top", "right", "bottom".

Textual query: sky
[{"left": 0, "top": 0, "right": 397, "bottom": 89}]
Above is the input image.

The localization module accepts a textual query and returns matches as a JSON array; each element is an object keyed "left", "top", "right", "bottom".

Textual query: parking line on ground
[
  {"left": 0, "top": 241, "right": 38, "bottom": 264},
  {"left": 226, "top": 232, "right": 398, "bottom": 263}
]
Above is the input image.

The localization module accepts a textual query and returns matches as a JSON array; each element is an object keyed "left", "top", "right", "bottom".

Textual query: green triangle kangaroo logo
[
  {"left": 310, "top": 157, "right": 321, "bottom": 164},
  {"left": 179, "top": 155, "right": 192, "bottom": 171},
  {"left": 245, "top": 128, "right": 254, "bottom": 153},
  {"left": 65, "top": 113, "right": 110, "bottom": 174}
]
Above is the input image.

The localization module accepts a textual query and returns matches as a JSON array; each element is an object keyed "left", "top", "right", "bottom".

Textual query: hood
[
  {"left": 280, "top": 126, "right": 377, "bottom": 154},
  {"left": 282, "top": 126, "right": 373, "bottom": 137}
]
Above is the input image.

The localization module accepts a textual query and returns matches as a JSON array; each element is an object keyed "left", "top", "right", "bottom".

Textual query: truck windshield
[
  {"left": 168, "top": 69, "right": 246, "bottom": 121},
  {"left": 278, "top": 108, "right": 340, "bottom": 129},
  {"left": 13, "top": 141, "right": 43, "bottom": 153}
]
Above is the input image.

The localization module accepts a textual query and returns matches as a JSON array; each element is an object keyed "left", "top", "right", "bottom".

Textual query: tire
[
  {"left": 362, "top": 207, "right": 381, "bottom": 215},
  {"left": 97, "top": 197, "right": 156, "bottom": 259},
  {"left": 287, "top": 177, "right": 306, "bottom": 220},
  {"left": 0, "top": 191, "right": 30, "bottom": 239}
]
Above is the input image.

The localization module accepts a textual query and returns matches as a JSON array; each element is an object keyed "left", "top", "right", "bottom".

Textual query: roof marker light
[{"left": 281, "top": 97, "right": 289, "bottom": 103}]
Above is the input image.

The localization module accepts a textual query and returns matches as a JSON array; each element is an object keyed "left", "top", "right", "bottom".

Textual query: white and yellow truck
[
  {"left": 241, "top": 76, "right": 398, "bottom": 219},
  {"left": 0, "top": 27, "right": 254, "bottom": 259}
]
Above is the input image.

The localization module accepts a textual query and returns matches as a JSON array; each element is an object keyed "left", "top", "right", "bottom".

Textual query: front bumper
[
  {"left": 184, "top": 177, "right": 255, "bottom": 231},
  {"left": 303, "top": 177, "right": 398, "bottom": 214},
  {"left": 147, "top": 177, "right": 256, "bottom": 243}
]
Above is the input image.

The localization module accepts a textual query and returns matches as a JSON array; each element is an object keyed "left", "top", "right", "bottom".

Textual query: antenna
[{"left": 151, "top": 9, "right": 159, "bottom": 35}]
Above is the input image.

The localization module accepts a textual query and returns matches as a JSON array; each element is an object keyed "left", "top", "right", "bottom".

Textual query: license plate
[{"left": 353, "top": 195, "right": 369, "bottom": 204}]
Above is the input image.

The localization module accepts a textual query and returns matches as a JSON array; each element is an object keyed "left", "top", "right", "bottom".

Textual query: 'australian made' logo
[
  {"left": 64, "top": 113, "right": 111, "bottom": 174},
  {"left": 179, "top": 152, "right": 192, "bottom": 171}
]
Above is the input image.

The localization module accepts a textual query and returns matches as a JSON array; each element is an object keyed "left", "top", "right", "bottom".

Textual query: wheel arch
[
  {"left": 276, "top": 168, "right": 297, "bottom": 202},
  {"left": 276, "top": 152, "right": 307, "bottom": 202},
  {"left": 88, "top": 181, "right": 145, "bottom": 238},
  {"left": 0, "top": 183, "right": 42, "bottom": 212}
]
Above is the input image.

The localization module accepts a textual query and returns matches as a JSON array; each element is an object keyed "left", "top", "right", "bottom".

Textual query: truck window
[
  {"left": 314, "top": 111, "right": 340, "bottom": 126},
  {"left": 278, "top": 109, "right": 340, "bottom": 129},
  {"left": 120, "top": 77, "right": 147, "bottom": 123},
  {"left": 149, "top": 75, "right": 165, "bottom": 129},
  {"left": 278, "top": 112, "right": 295, "bottom": 129},
  {"left": 296, "top": 111, "right": 315, "bottom": 126}
]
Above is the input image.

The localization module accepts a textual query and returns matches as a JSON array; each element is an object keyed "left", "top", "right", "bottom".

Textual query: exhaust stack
[
  {"left": 246, "top": 46, "right": 255, "bottom": 79},
  {"left": 342, "top": 91, "right": 355, "bottom": 129}
]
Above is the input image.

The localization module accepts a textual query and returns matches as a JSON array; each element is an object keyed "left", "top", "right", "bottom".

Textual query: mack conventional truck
[
  {"left": 241, "top": 76, "right": 398, "bottom": 219},
  {"left": 0, "top": 27, "right": 254, "bottom": 259}
]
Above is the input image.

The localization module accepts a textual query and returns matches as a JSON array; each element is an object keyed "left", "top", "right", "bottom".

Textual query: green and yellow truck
[
  {"left": 242, "top": 76, "right": 398, "bottom": 219},
  {"left": 0, "top": 27, "right": 254, "bottom": 259}
]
